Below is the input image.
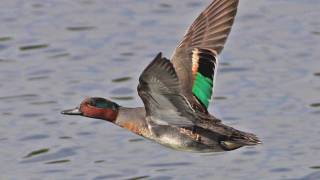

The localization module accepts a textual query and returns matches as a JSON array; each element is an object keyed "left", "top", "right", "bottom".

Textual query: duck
[{"left": 62, "top": 0, "right": 261, "bottom": 152}]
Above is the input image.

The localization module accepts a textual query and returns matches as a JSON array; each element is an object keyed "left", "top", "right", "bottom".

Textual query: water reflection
[
  {"left": 310, "top": 166, "right": 320, "bottom": 169},
  {"left": 21, "top": 147, "right": 78, "bottom": 164},
  {"left": 0, "top": 137, "right": 8, "bottom": 141},
  {"left": 112, "top": 57, "right": 128, "bottom": 62},
  {"left": 24, "top": 148, "right": 50, "bottom": 158},
  {"left": 128, "top": 138, "right": 144, "bottom": 142},
  {"left": 19, "top": 44, "right": 49, "bottom": 51},
  {"left": 66, "top": 26, "right": 95, "bottom": 31},
  {"left": 311, "top": 31, "right": 320, "bottom": 36},
  {"left": 155, "top": 169, "right": 171, "bottom": 172},
  {"left": 30, "top": 101, "right": 57, "bottom": 105},
  {"left": 0, "top": 94, "right": 38, "bottom": 101},
  {"left": 41, "top": 169, "right": 67, "bottom": 174},
  {"left": 186, "top": 2, "right": 203, "bottom": 8},
  {"left": 220, "top": 62, "right": 231, "bottom": 66},
  {"left": 213, "top": 96, "right": 227, "bottom": 100},
  {"left": 94, "top": 160, "right": 105, "bottom": 163},
  {"left": 120, "top": 52, "right": 135, "bottom": 57},
  {"left": 0, "top": 58, "right": 15, "bottom": 63},
  {"left": 76, "top": 131, "right": 93, "bottom": 136},
  {"left": 0, "top": 37, "right": 12, "bottom": 41},
  {"left": 294, "top": 171, "right": 320, "bottom": 180},
  {"left": 27, "top": 76, "right": 50, "bottom": 81},
  {"left": 19, "top": 134, "right": 49, "bottom": 141},
  {"left": 219, "top": 67, "right": 249, "bottom": 73},
  {"left": 31, "top": 3, "right": 44, "bottom": 8},
  {"left": 2, "top": 112, "right": 12, "bottom": 116},
  {"left": 159, "top": 3, "right": 171, "bottom": 8},
  {"left": 112, "top": 77, "right": 132, "bottom": 83},
  {"left": 49, "top": 53, "right": 70, "bottom": 59},
  {"left": 93, "top": 174, "right": 124, "bottom": 180},
  {"left": 241, "top": 150, "right": 259, "bottom": 156},
  {"left": 45, "top": 159, "right": 70, "bottom": 164},
  {"left": 146, "top": 162, "right": 192, "bottom": 167},
  {"left": 310, "top": 103, "right": 320, "bottom": 108},
  {"left": 270, "top": 167, "right": 291, "bottom": 173},
  {"left": 0, "top": 44, "right": 8, "bottom": 51},
  {"left": 110, "top": 87, "right": 134, "bottom": 95},
  {"left": 111, "top": 96, "right": 134, "bottom": 101},
  {"left": 125, "top": 176, "right": 149, "bottom": 180},
  {"left": 21, "top": 113, "right": 44, "bottom": 118},
  {"left": 59, "top": 136, "right": 72, "bottom": 139}
]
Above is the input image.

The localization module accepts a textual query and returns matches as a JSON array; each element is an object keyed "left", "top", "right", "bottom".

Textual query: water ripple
[
  {"left": 66, "top": 26, "right": 95, "bottom": 31},
  {"left": 49, "top": 53, "right": 70, "bottom": 59},
  {"left": 0, "top": 36, "right": 12, "bottom": 42},
  {"left": 24, "top": 148, "right": 50, "bottom": 158},
  {"left": 0, "top": 94, "right": 38, "bottom": 101},
  {"left": 112, "top": 77, "right": 132, "bottom": 83},
  {"left": 111, "top": 96, "right": 134, "bottom": 101},
  {"left": 310, "top": 103, "right": 320, "bottom": 108},
  {"left": 45, "top": 159, "right": 70, "bottom": 164},
  {"left": 30, "top": 101, "right": 57, "bottom": 105},
  {"left": 93, "top": 174, "right": 123, "bottom": 180},
  {"left": 19, "top": 44, "right": 49, "bottom": 51},
  {"left": 219, "top": 67, "right": 249, "bottom": 73},
  {"left": 21, "top": 147, "right": 79, "bottom": 164},
  {"left": 110, "top": 87, "right": 134, "bottom": 95},
  {"left": 146, "top": 162, "right": 192, "bottom": 167},
  {"left": 19, "top": 134, "right": 50, "bottom": 141},
  {"left": 125, "top": 176, "right": 149, "bottom": 180}
]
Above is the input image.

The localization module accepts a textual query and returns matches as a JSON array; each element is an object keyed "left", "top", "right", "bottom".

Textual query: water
[{"left": 0, "top": 0, "right": 319, "bottom": 179}]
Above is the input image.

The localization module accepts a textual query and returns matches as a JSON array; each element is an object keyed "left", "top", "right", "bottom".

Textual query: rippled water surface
[{"left": 1, "top": 0, "right": 320, "bottom": 179}]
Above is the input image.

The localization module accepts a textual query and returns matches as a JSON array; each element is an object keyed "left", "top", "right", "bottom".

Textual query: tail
[
  {"left": 230, "top": 130, "right": 261, "bottom": 145},
  {"left": 220, "top": 129, "right": 261, "bottom": 151},
  {"left": 195, "top": 118, "right": 261, "bottom": 150}
]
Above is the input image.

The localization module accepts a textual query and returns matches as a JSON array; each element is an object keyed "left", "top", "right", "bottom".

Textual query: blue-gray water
[{"left": 1, "top": 0, "right": 320, "bottom": 179}]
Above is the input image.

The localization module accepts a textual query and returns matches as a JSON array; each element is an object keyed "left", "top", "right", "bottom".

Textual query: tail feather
[
  {"left": 229, "top": 131, "right": 261, "bottom": 146},
  {"left": 220, "top": 131, "right": 261, "bottom": 151},
  {"left": 196, "top": 118, "right": 261, "bottom": 149}
]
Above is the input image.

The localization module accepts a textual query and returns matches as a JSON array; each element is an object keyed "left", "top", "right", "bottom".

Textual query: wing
[
  {"left": 138, "top": 53, "right": 196, "bottom": 127},
  {"left": 171, "top": 0, "right": 239, "bottom": 109}
]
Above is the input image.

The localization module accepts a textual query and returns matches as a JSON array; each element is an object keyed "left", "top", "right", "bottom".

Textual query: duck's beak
[{"left": 61, "top": 107, "right": 83, "bottom": 115}]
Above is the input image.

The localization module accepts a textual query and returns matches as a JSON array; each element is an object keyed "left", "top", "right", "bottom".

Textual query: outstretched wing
[
  {"left": 171, "top": 0, "right": 239, "bottom": 109},
  {"left": 138, "top": 53, "right": 196, "bottom": 127}
]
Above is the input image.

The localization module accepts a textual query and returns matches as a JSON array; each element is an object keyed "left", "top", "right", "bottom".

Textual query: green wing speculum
[{"left": 191, "top": 48, "right": 217, "bottom": 108}]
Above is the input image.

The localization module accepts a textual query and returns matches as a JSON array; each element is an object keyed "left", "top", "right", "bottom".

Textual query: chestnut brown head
[{"left": 61, "top": 97, "right": 119, "bottom": 122}]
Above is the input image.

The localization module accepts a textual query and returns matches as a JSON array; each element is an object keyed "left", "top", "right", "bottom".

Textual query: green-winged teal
[{"left": 62, "top": 0, "right": 261, "bottom": 152}]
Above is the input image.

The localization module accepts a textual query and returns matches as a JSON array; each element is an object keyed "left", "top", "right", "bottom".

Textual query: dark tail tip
[
  {"left": 232, "top": 132, "right": 262, "bottom": 146},
  {"left": 220, "top": 132, "right": 261, "bottom": 151}
]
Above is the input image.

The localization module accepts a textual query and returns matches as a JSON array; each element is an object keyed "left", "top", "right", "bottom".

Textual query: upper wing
[
  {"left": 171, "top": 0, "right": 239, "bottom": 109},
  {"left": 138, "top": 53, "right": 196, "bottom": 127}
]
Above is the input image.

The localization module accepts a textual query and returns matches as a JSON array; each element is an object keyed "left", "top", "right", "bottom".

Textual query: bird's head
[{"left": 61, "top": 97, "right": 119, "bottom": 122}]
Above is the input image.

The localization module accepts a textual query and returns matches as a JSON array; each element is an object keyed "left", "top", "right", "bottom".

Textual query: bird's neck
[{"left": 115, "top": 107, "right": 151, "bottom": 138}]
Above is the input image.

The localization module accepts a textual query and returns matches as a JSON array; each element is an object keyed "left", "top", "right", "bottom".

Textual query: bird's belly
[
  {"left": 149, "top": 125, "right": 225, "bottom": 152},
  {"left": 158, "top": 135, "right": 185, "bottom": 148},
  {"left": 153, "top": 134, "right": 222, "bottom": 153}
]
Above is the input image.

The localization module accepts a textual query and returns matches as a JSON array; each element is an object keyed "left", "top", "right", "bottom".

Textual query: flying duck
[{"left": 62, "top": 0, "right": 261, "bottom": 152}]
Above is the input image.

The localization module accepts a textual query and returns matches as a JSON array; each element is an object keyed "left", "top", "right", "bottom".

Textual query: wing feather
[
  {"left": 138, "top": 53, "right": 196, "bottom": 127},
  {"left": 171, "top": 0, "right": 239, "bottom": 109}
]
